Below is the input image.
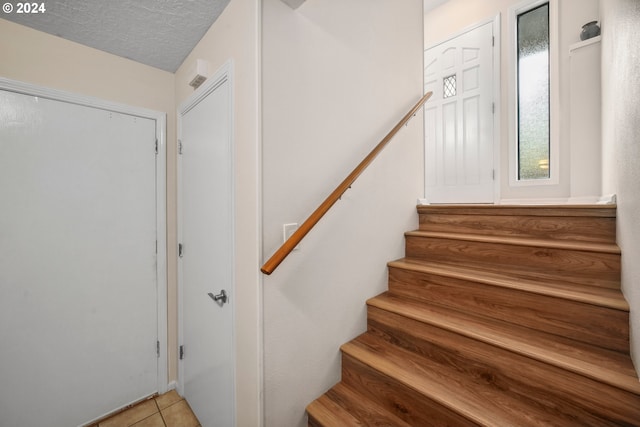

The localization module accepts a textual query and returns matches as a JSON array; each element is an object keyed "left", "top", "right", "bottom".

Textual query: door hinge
[
  {"left": 155, "top": 139, "right": 158, "bottom": 155},
  {"left": 156, "top": 340, "right": 160, "bottom": 358},
  {"left": 492, "top": 169, "right": 496, "bottom": 180},
  {"left": 178, "top": 139, "right": 183, "bottom": 155},
  {"left": 492, "top": 102, "right": 495, "bottom": 114},
  {"left": 155, "top": 240, "right": 158, "bottom": 254},
  {"left": 179, "top": 345, "right": 184, "bottom": 360},
  {"left": 492, "top": 36, "right": 495, "bottom": 47},
  {"left": 178, "top": 243, "right": 184, "bottom": 258}
]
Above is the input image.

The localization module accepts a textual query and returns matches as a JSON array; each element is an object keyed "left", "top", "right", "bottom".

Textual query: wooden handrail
[{"left": 261, "top": 91, "right": 433, "bottom": 275}]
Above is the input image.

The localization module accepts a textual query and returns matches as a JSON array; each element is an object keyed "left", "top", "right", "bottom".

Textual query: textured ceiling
[{"left": 1, "top": 0, "right": 231, "bottom": 72}]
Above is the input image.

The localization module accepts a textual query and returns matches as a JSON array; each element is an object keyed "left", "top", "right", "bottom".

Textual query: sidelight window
[
  {"left": 509, "top": 0, "right": 558, "bottom": 186},
  {"left": 517, "top": 3, "right": 550, "bottom": 180}
]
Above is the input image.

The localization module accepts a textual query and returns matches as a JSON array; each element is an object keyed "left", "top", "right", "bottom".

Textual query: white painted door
[
  {"left": 424, "top": 22, "right": 495, "bottom": 203},
  {"left": 179, "top": 67, "right": 235, "bottom": 427},
  {"left": 0, "top": 87, "right": 160, "bottom": 426}
]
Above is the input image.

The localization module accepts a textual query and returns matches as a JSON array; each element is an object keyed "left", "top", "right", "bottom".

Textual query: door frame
[
  {"left": 0, "top": 76, "right": 169, "bottom": 394},
  {"left": 176, "top": 60, "right": 236, "bottom": 406},
  {"left": 421, "top": 14, "right": 501, "bottom": 204}
]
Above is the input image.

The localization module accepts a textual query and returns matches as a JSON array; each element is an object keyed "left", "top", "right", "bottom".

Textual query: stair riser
[
  {"left": 419, "top": 213, "right": 616, "bottom": 244},
  {"left": 341, "top": 353, "right": 478, "bottom": 427},
  {"left": 405, "top": 236, "right": 621, "bottom": 287},
  {"left": 367, "top": 307, "right": 640, "bottom": 426},
  {"left": 388, "top": 266, "right": 629, "bottom": 353}
]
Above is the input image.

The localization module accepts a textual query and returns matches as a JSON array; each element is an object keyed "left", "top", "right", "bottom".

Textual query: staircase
[{"left": 306, "top": 205, "right": 640, "bottom": 426}]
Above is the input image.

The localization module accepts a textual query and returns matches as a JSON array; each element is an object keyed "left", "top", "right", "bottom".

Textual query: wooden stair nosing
[
  {"left": 306, "top": 394, "right": 363, "bottom": 427},
  {"left": 405, "top": 230, "right": 621, "bottom": 254},
  {"left": 388, "top": 258, "right": 629, "bottom": 311},
  {"left": 416, "top": 204, "right": 617, "bottom": 218},
  {"left": 367, "top": 293, "right": 640, "bottom": 395},
  {"left": 342, "top": 334, "right": 582, "bottom": 427}
]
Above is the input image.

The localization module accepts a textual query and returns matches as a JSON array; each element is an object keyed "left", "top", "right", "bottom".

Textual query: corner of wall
[{"left": 599, "top": 0, "right": 640, "bottom": 377}]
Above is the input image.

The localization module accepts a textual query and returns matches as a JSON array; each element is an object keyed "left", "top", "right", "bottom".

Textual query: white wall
[
  {"left": 424, "top": 0, "right": 600, "bottom": 202},
  {"left": 261, "top": 0, "right": 423, "bottom": 425},
  {"left": 600, "top": 0, "right": 640, "bottom": 373},
  {"left": 173, "top": 0, "right": 262, "bottom": 426}
]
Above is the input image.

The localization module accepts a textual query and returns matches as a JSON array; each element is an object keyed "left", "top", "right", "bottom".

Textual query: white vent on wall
[{"left": 188, "top": 59, "right": 210, "bottom": 89}]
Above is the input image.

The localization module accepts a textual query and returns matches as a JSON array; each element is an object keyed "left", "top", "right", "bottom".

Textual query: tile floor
[{"left": 89, "top": 390, "right": 200, "bottom": 427}]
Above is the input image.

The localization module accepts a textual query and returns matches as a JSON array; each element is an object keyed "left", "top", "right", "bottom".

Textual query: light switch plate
[{"left": 283, "top": 223, "right": 300, "bottom": 250}]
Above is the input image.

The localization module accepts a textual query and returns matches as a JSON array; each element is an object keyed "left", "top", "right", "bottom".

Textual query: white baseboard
[{"left": 598, "top": 194, "right": 617, "bottom": 204}]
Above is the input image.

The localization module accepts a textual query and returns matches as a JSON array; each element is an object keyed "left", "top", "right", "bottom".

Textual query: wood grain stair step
[
  {"left": 341, "top": 333, "right": 579, "bottom": 426},
  {"left": 417, "top": 204, "right": 617, "bottom": 218},
  {"left": 367, "top": 298, "right": 640, "bottom": 424},
  {"left": 406, "top": 230, "right": 621, "bottom": 254},
  {"left": 306, "top": 394, "right": 362, "bottom": 427},
  {"left": 306, "top": 383, "right": 412, "bottom": 427},
  {"left": 387, "top": 258, "right": 629, "bottom": 352},
  {"left": 404, "top": 231, "right": 621, "bottom": 287},
  {"left": 367, "top": 292, "right": 640, "bottom": 396},
  {"left": 305, "top": 205, "right": 640, "bottom": 426},
  {"left": 388, "top": 258, "right": 628, "bottom": 310},
  {"left": 417, "top": 204, "right": 617, "bottom": 244}
]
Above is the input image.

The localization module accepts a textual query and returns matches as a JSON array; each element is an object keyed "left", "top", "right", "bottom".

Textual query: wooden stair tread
[
  {"left": 306, "top": 394, "right": 363, "bottom": 427},
  {"left": 307, "top": 383, "right": 414, "bottom": 427},
  {"left": 342, "top": 333, "right": 572, "bottom": 426},
  {"left": 405, "top": 230, "right": 621, "bottom": 254},
  {"left": 388, "top": 258, "right": 629, "bottom": 311},
  {"left": 417, "top": 204, "right": 617, "bottom": 217},
  {"left": 367, "top": 292, "right": 640, "bottom": 395}
]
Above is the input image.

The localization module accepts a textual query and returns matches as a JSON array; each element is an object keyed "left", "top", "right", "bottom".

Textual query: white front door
[
  {"left": 424, "top": 21, "right": 495, "bottom": 203},
  {"left": 178, "top": 65, "right": 235, "bottom": 427},
  {"left": 0, "top": 83, "right": 163, "bottom": 426}
]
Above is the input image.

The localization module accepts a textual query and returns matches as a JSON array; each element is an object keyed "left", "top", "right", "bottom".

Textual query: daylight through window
[{"left": 517, "top": 3, "right": 550, "bottom": 180}]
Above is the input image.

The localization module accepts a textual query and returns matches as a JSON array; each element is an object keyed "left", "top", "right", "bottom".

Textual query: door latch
[{"left": 208, "top": 290, "right": 228, "bottom": 306}]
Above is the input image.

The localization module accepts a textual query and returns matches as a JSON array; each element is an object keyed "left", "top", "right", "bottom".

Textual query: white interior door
[
  {"left": 178, "top": 65, "right": 235, "bottom": 427},
  {"left": 424, "top": 21, "right": 495, "bottom": 203},
  {"left": 0, "top": 84, "right": 162, "bottom": 426}
]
